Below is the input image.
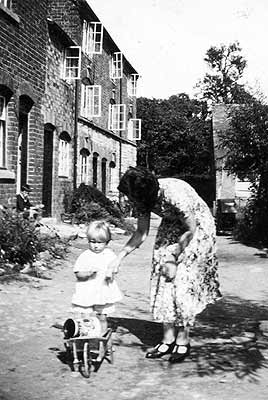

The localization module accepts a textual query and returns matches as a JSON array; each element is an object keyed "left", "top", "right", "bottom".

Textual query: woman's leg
[
  {"left": 163, "top": 322, "right": 176, "bottom": 344},
  {"left": 145, "top": 323, "right": 176, "bottom": 358},
  {"left": 169, "top": 325, "right": 191, "bottom": 363},
  {"left": 175, "top": 326, "right": 190, "bottom": 345}
]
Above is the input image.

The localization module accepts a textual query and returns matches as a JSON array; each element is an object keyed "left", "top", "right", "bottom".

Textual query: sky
[{"left": 88, "top": 0, "right": 268, "bottom": 101}]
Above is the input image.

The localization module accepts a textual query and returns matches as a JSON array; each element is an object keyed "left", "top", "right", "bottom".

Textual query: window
[
  {"left": 0, "top": 0, "right": 12, "bottom": 9},
  {"left": 82, "top": 21, "right": 103, "bottom": 55},
  {"left": 110, "top": 52, "right": 123, "bottom": 79},
  {"left": 18, "top": 95, "right": 33, "bottom": 191},
  {"left": 128, "top": 118, "right": 141, "bottom": 140},
  {"left": 63, "top": 46, "right": 81, "bottom": 80},
  {"left": 0, "top": 96, "right": 6, "bottom": 168},
  {"left": 58, "top": 132, "right": 71, "bottom": 177},
  {"left": 127, "top": 74, "right": 139, "bottom": 97},
  {"left": 108, "top": 104, "right": 126, "bottom": 131},
  {"left": 79, "top": 148, "right": 90, "bottom": 184},
  {"left": 81, "top": 84, "right": 101, "bottom": 118}
]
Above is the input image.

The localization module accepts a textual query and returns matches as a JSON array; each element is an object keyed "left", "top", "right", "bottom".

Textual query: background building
[{"left": 212, "top": 104, "right": 251, "bottom": 229}]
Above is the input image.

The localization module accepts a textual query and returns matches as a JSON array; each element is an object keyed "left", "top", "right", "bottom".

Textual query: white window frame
[
  {"left": 0, "top": 0, "right": 12, "bottom": 9},
  {"left": 110, "top": 52, "right": 123, "bottom": 80},
  {"left": 82, "top": 21, "right": 103, "bottom": 55},
  {"left": 81, "top": 84, "right": 101, "bottom": 119},
  {"left": 0, "top": 95, "right": 7, "bottom": 168},
  {"left": 108, "top": 104, "right": 126, "bottom": 131},
  {"left": 63, "top": 46, "right": 81, "bottom": 80},
  {"left": 127, "top": 74, "right": 139, "bottom": 97},
  {"left": 58, "top": 136, "right": 70, "bottom": 177},
  {"left": 128, "top": 118, "right": 141, "bottom": 140}
]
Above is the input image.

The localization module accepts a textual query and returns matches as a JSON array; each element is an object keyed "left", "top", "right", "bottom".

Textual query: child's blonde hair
[{"left": 86, "top": 220, "right": 111, "bottom": 243}]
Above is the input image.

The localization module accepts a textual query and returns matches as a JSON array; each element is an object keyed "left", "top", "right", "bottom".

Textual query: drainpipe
[
  {"left": 73, "top": 79, "right": 79, "bottom": 191},
  {"left": 119, "top": 78, "right": 123, "bottom": 180}
]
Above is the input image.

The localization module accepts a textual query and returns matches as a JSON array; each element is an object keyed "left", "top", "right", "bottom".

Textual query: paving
[{"left": 0, "top": 215, "right": 268, "bottom": 400}]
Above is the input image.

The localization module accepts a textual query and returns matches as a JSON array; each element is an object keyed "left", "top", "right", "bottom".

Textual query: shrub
[
  {"left": 0, "top": 207, "right": 68, "bottom": 273},
  {"left": 68, "top": 184, "right": 125, "bottom": 226},
  {"left": 233, "top": 193, "right": 268, "bottom": 247}
]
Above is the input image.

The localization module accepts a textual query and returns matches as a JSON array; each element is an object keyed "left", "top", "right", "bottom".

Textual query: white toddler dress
[{"left": 72, "top": 248, "right": 123, "bottom": 308}]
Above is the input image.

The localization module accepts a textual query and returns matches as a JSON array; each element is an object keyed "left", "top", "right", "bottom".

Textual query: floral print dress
[{"left": 150, "top": 178, "right": 221, "bottom": 327}]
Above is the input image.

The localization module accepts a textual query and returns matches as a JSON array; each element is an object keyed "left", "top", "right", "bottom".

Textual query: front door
[{"left": 42, "top": 127, "right": 54, "bottom": 216}]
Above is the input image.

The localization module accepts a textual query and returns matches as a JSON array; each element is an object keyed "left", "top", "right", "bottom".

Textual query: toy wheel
[
  {"left": 107, "top": 337, "right": 114, "bottom": 364},
  {"left": 79, "top": 342, "right": 92, "bottom": 378},
  {"left": 108, "top": 345, "right": 114, "bottom": 364}
]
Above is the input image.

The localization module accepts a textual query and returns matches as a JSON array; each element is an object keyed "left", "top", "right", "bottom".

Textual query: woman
[{"left": 107, "top": 166, "right": 221, "bottom": 363}]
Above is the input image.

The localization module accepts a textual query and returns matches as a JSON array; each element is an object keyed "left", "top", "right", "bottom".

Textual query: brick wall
[
  {"left": 0, "top": 0, "right": 48, "bottom": 207},
  {"left": 42, "top": 23, "right": 75, "bottom": 219}
]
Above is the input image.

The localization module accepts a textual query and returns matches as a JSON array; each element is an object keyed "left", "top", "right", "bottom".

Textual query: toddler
[{"left": 71, "top": 220, "right": 122, "bottom": 333}]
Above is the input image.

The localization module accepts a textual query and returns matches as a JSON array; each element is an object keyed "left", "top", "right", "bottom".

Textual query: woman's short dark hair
[{"left": 118, "top": 166, "right": 159, "bottom": 212}]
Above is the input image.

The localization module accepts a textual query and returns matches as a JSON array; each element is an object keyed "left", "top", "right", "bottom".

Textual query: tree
[
  {"left": 137, "top": 94, "right": 212, "bottom": 175},
  {"left": 136, "top": 94, "right": 215, "bottom": 204},
  {"left": 220, "top": 101, "right": 268, "bottom": 245},
  {"left": 197, "top": 41, "right": 249, "bottom": 104}
]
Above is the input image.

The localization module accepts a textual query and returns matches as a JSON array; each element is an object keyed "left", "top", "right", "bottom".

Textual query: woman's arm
[
  {"left": 178, "top": 213, "right": 196, "bottom": 253},
  {"left": 105, "top": 213, "right": 150, "bottom": 280},
  {"left": 166, "top": 212, "right": 197, "bottom": 259},
  {"left": 164, "top": 213, "right": 196, "bottom": 281},
  {"left": 117, "top": 213, "right": 150, "bottom": 262}
]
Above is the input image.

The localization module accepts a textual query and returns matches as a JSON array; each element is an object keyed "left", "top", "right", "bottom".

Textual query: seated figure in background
[{"left": 16, "top": 184, "right": 44, "bottom": 220}]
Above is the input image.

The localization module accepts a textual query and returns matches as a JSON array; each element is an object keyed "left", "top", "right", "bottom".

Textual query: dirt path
[{"left": 0, "top": 217, "right": 268, "bottom": 400}]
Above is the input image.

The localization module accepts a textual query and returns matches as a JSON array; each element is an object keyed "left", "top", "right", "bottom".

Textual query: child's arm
[
  {"left": 74, "top": 252, "right": 98, "bottom": 281},
  {"left": 75, "top": 269, "right": 97, "bottom": 281}
]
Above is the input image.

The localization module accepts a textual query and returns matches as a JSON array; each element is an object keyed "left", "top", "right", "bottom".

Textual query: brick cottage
[{"left": 0, "top": 0, "right": 140, "bottom": 219}]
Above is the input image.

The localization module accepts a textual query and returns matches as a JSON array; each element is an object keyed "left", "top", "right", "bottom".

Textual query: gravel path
[{"left": 0, "top": 217, "right": 268, "bottom": 400}]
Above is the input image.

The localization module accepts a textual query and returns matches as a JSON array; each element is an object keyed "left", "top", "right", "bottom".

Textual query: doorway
[{"left": 42, "top": 125, "right": 54, "bottom": 216}]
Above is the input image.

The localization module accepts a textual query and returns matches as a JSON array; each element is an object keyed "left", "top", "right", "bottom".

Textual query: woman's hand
[
  {"left": 166, "top": 243, "right": 182, "bottom": 259},
  {"left": 162, "top": 261, "right": 177, "bottom": 282},
  {"left": 162, "top": 252, "right": 177, "bottom": 281}
]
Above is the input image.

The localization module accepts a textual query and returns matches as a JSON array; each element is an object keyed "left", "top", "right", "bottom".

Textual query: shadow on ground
[{"left": 109, "top": 295, "right": 268, "bottom": 382}]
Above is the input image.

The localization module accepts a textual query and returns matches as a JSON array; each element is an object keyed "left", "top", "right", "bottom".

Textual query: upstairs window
[
  {"left": 128, "top": 118, "right": 141, "bottom": 140},
  {"left": 127, "top": 74, "right": 139, "bottom": 97},
  {"left": 108, "top": 104, "right": 126, "bottom": 131},
  {"left": 81, "top": 84, "right": 101, "bottom": 119},
  {"left": 0, "top": 96, "right": 7, "bottom": 168},
  {"left": 63, "top": 46, "right": 81, "bottom": 80},
  {"left": 58, "top": 132, "right": 71, "bottom": 177},
  {"left": 82, "top": 21, "right": 103, "bottom": 55},
  {"left": 0, "top": 0, "right": 12, "bottom": 9},
  {"left": 110, "top": 52, "right": 123, "bottom": 80}
]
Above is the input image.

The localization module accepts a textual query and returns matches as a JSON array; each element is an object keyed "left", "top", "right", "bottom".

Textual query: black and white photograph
[{"left": 0, "top": 0, "right": 268, "bottom": 399}]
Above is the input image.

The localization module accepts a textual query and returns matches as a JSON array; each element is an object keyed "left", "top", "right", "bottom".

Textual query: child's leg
[
  {"left": 71, "top": 305, "right": 94, "bottom": 320},
  {"left": 96, "top": 313, "right": 108, "bottom": 334}
]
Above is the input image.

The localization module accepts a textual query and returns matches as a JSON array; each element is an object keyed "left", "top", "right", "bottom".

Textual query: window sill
[
  {"left": 0, "top": 4, "right": 20, "bottom": 24},
  {"left": 58, "top": 175, "right": 70, "bottom": 179},
  {"left": 0, "top": 169, "right": 15, "bottom": 180}
]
